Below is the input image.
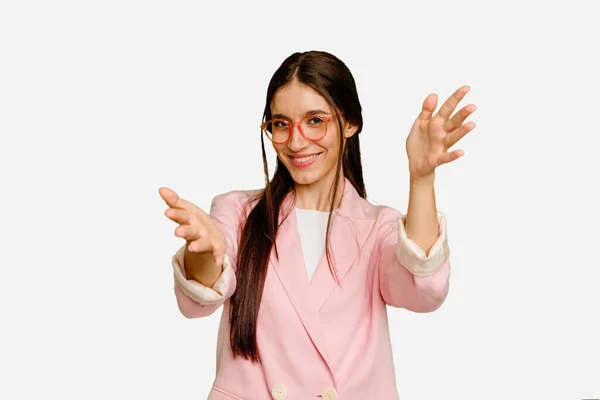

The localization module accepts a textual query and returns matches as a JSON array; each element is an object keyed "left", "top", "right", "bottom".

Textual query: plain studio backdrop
[{"left": 1, "top": 1, "right": 598, "bottom": 399}]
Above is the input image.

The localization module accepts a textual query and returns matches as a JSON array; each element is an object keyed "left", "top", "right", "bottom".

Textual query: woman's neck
[{"left": 294, "top": 175, "right": 345, "bottom": 211}]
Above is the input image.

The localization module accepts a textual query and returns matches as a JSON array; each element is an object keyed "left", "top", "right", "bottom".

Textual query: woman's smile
[{"left": 289, "top": 152, "right": 322, "bottom": 168}]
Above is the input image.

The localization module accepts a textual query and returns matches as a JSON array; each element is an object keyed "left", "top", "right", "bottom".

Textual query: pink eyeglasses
[{"left": 260, "top": 112, "right": 344, "bottom": 144}]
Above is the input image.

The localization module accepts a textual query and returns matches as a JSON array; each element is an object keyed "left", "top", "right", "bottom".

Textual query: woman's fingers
[
  {"left": 444, "top": 104, "right": 476, "bottom": 132},
  {"left": 444, "top": 121, "right": 476, "bottom": 148},
  {"left": 161, "top": 186, "right": 226, "bottom": 264},
  {"left": 418, "top": 93, "right": 438, "bottom": 122},
  {"left": 211, "top": 240, "right": 227, "bottom": 266},
  {"left": 437, "top": 149, "right": 464, "bottom": 166},
  {"left": 174, "top": 223, "right": 203, "bottom": 242},
  {"left": 165, "top": 208, "right": 190, "bottom": 225},
  {"left": 166, "top": 209, "right": 209, "bottom": 241},
  {"left": 159, "top": 187, "right": 183, "bottom": 209},
  {"left": 187, "top": 234, "right": 212, "bottom": 253},
  {"left": 436, "top": 85, "right": 470, "bottom": 121},
  {"left": 159, "top": 187, "right": 204, "bottom": 214}
]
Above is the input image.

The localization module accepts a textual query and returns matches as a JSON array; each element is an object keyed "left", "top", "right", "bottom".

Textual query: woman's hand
[
  {"left": 159, "top": 187, "right": 226, "bottom": 266},
  {"left": 405, "top": 85, "right": 477, "bottom": 183}
]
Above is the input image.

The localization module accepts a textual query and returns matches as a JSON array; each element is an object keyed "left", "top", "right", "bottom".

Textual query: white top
[{"left": 294, "top": 207, "right": 330, "bottom": 281}]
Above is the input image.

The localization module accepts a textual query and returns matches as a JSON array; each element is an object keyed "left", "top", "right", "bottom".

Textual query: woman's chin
[
  {"left": 290, "top": 172, "right": 319, "bottom": 186},
  {"left": 289, "top": 168, "right": 337, "bottom": 186}
]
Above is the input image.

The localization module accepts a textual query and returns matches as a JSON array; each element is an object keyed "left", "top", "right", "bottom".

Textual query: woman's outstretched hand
[
  {"left": 159, "top": 187, "right": 226, "bottom": 266},
  {"left": 405, "top": 85, "right": 477, "bottom": 182}
]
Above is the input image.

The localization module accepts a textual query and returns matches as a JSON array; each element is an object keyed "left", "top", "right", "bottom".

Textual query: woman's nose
[{"left": 287, "top": 125, "right": 310, "bottom": 151}]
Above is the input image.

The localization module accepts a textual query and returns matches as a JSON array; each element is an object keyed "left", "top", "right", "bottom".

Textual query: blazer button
[
  {"left": 271, "top": 383, "right": 287, "bottom": 400},
  {"left": 322, "top": 387, "right": 338, "bottom": 400}
]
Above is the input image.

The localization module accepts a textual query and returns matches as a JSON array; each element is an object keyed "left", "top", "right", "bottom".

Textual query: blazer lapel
[
  {"left": 269, "top": 178, "right": 376, "bottom": 373},
  {"left": 269, "top": 195, "right": 334, "bottom": 371},
  {"left": 309, "top": 179, "right": 376, "bottom": 311}
]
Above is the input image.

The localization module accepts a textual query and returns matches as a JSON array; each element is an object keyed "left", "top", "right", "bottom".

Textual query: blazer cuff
[
  {"left": 396, "top": 212, "right": 450, "bottom": 276},
  {"left": 171, "top": 245, "right": 233, "bottom": 305}
]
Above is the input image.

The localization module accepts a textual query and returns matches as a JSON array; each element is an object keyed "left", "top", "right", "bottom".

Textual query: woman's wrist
[{"left": 409, "top": 172, "right": 435, "bottom": 187}]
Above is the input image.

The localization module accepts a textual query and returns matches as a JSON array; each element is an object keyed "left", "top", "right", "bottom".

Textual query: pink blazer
[{"left": 172, "top": 178, "right": 450, "bottom": 400}]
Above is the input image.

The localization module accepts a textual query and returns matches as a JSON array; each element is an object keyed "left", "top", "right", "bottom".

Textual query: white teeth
[{"left": 292, "top": 154, "right": 318, "bottom": 163}]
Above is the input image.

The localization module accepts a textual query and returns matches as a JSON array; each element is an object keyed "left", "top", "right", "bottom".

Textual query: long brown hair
[{"left": 230, "top": 51, "right": 366, "bottom": 362}]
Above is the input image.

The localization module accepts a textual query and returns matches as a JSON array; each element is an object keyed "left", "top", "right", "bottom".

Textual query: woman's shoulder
[
  {"left": 213, "top": 188, "right": 262, "bottom": 201},
  {"left": 359, "top": 197, "right": 404, "bottom": 224},
  {"left": 211, "top": 188, "right": 263, "bottom": 214}
]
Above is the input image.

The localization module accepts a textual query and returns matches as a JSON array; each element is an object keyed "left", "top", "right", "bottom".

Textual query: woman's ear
[{"left": 344, "top": 122, "right": 359, "bottom": 138}]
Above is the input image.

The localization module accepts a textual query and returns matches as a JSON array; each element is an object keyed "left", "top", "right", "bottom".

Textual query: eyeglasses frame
[{"left": 260, "top": 111, "right": 345, "bottom": 144}]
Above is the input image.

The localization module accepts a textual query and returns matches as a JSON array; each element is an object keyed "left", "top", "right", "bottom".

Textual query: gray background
[{"left": 1, "top": 0, "right": 598, "bottom": 399}]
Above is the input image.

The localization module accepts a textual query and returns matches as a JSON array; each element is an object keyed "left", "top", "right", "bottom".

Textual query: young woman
[{"left": 159, "top": 50, "right": 476, "bottom": 400}]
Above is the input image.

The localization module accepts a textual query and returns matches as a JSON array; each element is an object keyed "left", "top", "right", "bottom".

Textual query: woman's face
[{"left": 269, "top": 81, "right": 357, "bottom": 187}]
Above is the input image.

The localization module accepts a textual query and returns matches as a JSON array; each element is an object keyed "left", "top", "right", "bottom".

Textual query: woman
[{"left": 159, "top": 50, "right": 476, "bottom": 399}]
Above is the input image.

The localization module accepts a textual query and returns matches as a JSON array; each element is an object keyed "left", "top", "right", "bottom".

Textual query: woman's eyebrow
[{"left": 271, "top": 109, "right": 331, "bottom": 119}]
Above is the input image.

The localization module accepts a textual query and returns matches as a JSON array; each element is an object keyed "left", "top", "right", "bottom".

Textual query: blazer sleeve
[
  {"left": 172, "top": 191, "right": 243, "bottom": 318},
  {"left": 377, "top": 208, "right": 451, "bottom": 312}
]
